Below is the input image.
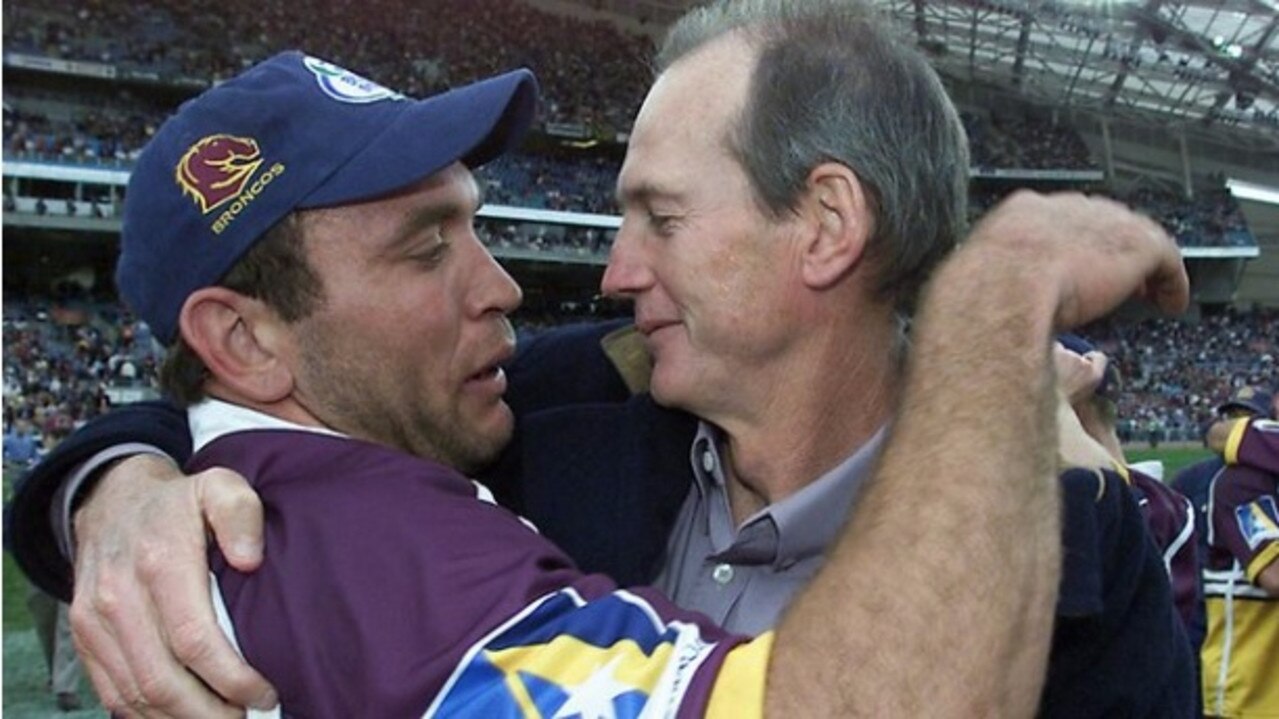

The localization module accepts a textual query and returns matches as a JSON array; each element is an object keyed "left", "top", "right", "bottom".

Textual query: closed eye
[
  {"left": 649, "top": 212, "right": 680, "bottom": 237},
  {"left": 410, "top": 237, "right": 451, "bottom": 268}
]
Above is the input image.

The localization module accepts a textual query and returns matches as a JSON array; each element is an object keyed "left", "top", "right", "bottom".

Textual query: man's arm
[
  {"left": 765, "top": 191, "right": 1188, "bottom": 717},
  {"left": 1257, "top": 557, "right": 1279, "bottom": 596},
  {"left": 5, "top": 401, "right": 192, "bottom": 600}
]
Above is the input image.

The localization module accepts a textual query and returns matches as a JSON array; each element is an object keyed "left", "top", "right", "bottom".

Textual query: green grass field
[
  {"left": 4, "top": 469, "right": 105, "bottom": 717},
  {"left": 1, "top": 446, "right": 1215, "bottom": 714},
  {"left": 1125, "top": 443, "right": 1214, "bottom": 479}
]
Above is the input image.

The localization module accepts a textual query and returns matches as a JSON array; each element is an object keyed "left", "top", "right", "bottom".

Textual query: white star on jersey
[{"left": 552, "top": 656, "right": 635, "bottom": 719}]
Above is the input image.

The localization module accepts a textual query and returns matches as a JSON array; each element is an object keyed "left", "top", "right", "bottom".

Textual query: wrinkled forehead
[{"left": 621, "top": 36, "right": 756, "bottom": 198}]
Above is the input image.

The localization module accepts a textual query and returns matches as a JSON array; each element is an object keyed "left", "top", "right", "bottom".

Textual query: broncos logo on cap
[{"left": 175, "top": 134, "right": 265, "bottom": 214}]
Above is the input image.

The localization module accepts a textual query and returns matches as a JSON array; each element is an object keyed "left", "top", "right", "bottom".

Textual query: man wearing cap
[
  {"left": 6, "top": 1, "right": 1193, "bottom": 716},
  {"left": 1201, "top": 414, "right": 1279, "bottom": 718}
]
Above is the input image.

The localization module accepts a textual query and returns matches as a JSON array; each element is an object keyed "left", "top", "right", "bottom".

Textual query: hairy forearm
[{"left": 766, "top": 247, "right": 1062, "bottom": 717}]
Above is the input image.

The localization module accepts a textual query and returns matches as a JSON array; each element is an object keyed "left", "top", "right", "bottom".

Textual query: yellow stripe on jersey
[
  {"left": 1112, "top": 461, "right": 1131, "bottom": 486},
  {"left": 706, "top": 631, "right": 773, "bottom": 719},
  {"left": 486, "top": 635, "right": 672, "bottom": 698},
  {"left": 1246, "top": 542, "right": 1279, "bottom": 585},
  {"left": 1203, "top": 597, "right": 1279, "bottom": 718},
  {"left": 1225, "top": 417, "right": 1252, "bottom": 466}
]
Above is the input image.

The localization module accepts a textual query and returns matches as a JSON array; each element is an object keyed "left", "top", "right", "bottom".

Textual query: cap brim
[
  {"left": 300, "top": 68, "right": 537, "bottom": 208},
  {"left": 1217, "top": 401, "right": 1264, "bottom": 415}
]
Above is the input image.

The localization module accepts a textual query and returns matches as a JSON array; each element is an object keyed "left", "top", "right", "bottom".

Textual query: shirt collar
[
  {"left": 689, "top": 420, "right": 889, "bottom": 568},
  {"left": 188, "top": 398, "right": 345, "bottom": 453}
]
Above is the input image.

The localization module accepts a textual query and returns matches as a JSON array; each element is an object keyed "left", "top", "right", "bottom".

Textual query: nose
[
  {"left": 470, "top": 237, "right": 523, "bottom": 317},
  {"left": 600, "top": 219, "right": 653, "bottom": 299}
]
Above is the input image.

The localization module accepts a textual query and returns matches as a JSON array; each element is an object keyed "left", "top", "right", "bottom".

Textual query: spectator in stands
[
  {"left": 24, "top": 586, "right": 83, "bottom": 711},
  {"left": 8, "top": 2, "right": 1193, "bottom": 717},
  {"left": 3, "top": 418, "right": 41, "bottom": 468}
]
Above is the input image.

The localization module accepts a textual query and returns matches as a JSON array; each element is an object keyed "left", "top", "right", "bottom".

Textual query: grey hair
[{"left": 656, "top": 0, "right": 970, "bottom": 317}]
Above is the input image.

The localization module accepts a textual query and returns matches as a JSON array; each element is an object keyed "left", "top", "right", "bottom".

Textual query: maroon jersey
[{"left": 190, "top": 402, "right": 769, "bottom": 719}]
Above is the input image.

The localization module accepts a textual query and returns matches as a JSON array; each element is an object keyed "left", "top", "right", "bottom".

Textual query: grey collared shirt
[{"left": 654, "top": 422, "right": 887, "bottom": 636}]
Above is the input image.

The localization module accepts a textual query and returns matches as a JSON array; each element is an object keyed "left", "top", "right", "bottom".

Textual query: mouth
[
  {"left": 465, "top": 344, "right": 515, "bottom": 392},
  {"left": 635, "top": 318, "right": 679, "bottom": 337}
]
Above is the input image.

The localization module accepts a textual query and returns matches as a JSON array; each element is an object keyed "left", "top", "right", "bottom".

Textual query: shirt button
[
  {"left": 712, "top": 563, "right": 734, "bottom": 585},
  {"left": 701, "top": 449, "right": 716, "bottom": 474}
]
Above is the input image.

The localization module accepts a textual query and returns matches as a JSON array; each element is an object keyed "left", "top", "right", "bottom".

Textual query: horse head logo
[{"left": 175, "top": 134, "right": 264, "bottom": 213}]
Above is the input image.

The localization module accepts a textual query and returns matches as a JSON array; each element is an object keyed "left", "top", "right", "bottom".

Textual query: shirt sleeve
[
  {"left": 1210, "top": 464, "right": 1279, "bottom": 585},
  {"left": 1225, "top": 418, "right": 1279, "bottom": 473}
]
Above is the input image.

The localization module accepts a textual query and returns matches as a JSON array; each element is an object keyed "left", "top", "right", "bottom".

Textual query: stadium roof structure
[
  {"left": 602, "top": 0, "right": 1279, "bottom": 150},
  {"left": 879, "top": 0, "right": 1278, "bottom": 150}
]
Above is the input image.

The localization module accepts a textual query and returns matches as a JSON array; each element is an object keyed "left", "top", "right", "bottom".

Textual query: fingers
[
  {"left": 147, "top": 547, "right": 277, "bottom": 709},
  {"left": 71, "top": 546, "right": 244, "bottom": 718},
  {"left": 1052, "top": 344, "right": 1106, "bottom": 406},
  {"left": 68, "top": 455, "right": 275, "bottom": 715},
  {"left": 197, "top": 467, "right": 266, "bottom": 572},
  {"left": 1055, "top": 391, "right": 1115, "bottom": 471},
  {"left": 973, "top": 190, "right": 1189, "bottom": 328}
]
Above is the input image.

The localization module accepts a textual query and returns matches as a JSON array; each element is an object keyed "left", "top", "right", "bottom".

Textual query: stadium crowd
[
  {"left": 4, "top": 0, "right": 653, "bottom": 135},
  {"left": 1, "top": 0, "right": 1260, "bottom": 250},
  {"left": 3, "top": 299, "right": 159, "bottom": 465},
  {"left": 1083, "top": 307, "right": 1279, "bottom": 443},
  {"left": 4, "top": 96, "right": 1258, "bottom": 250},
  {"left": 963, "top": 111, "right": 1098, "bottom": 171}
]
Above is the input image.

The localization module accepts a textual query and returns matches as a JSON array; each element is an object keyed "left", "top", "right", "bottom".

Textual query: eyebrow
[
  {"left": 615, "top": 181, "right": 683, "bottom": 209},
  {"left": 382, "top": 181, "right": 485, "bottom": 257}
]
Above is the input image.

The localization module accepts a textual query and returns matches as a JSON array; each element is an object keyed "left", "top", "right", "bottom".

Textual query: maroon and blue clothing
[
  {"left": 1173, "top": 454, "right": 1226, "bottom": 655},
  {"left": 1201, "top": 418, "right": 1279, "bottom": 718},
  {"left": 192, "top": 402, "right": 769, "bottom": 718},
  {"left": 1123, "top": 465, "right": 1199, "bottom": 631}
]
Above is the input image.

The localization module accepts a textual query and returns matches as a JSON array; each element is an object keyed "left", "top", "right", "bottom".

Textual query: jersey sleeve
[
  {"left": 1224, "top": 418, "right": 1279, "bottom": 474},
  {"left": 1210, "top": 463, "right": 1279, "bottom": 585},
  {"left": 424, "top": 584, "right": 769, "bottom": 719},
  {"left": 203, "top": 431, "right": 768, "bottom": 719}
]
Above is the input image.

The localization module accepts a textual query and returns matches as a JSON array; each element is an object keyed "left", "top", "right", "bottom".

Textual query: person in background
[
  {"left": 1056, "top": 335, "right": 1199, "bottom": 633},
  {"left": 1173, "top": 385, "right": 1275, "bottom": 658},
  {"left": 1202, "top": 414, "right": 1279, "bottom": 718}
]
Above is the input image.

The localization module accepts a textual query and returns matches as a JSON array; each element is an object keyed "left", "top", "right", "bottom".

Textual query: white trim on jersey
[
  {"left": 210, "top": 572, "right": 281, "bottom": 719},
  {"left": 1163, "top": 496, "right": 1196, "bottom": 578}
]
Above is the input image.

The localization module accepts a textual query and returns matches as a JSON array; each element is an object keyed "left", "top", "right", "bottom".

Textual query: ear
[
  {"left": 178, "top": 287, "right": 296, "bottom": 403},
  {"left": 796, "top": 162, "right": 873, "bottom": 290}
]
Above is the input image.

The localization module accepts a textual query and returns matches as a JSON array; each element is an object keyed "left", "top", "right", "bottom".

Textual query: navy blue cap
[
  {"left": 117, "top": 51, "right": 538, "bottom": 344},
  {"left": 1057, "top": 333, "right": 1120, "bottom": 401},
  {"left": 1216, "top": 386, "right": 1274, "bottom": 418}
]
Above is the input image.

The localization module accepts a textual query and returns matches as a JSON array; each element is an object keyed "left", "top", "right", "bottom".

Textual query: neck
[
  {"left": 715, "top": 311, "right": 901, "bottom": 521},
  {"left": 204, "top": 382, "right": 326, "bottom": 431}
]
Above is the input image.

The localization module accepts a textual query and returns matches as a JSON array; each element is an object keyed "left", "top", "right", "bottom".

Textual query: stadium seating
[{"left": 3, "top": 0, "right": 1271, "bottom": 446}]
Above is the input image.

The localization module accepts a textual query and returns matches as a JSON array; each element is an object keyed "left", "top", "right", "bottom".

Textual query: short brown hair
[{"left": 158, "top": 213, "right": 323, "bottom": 406}]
